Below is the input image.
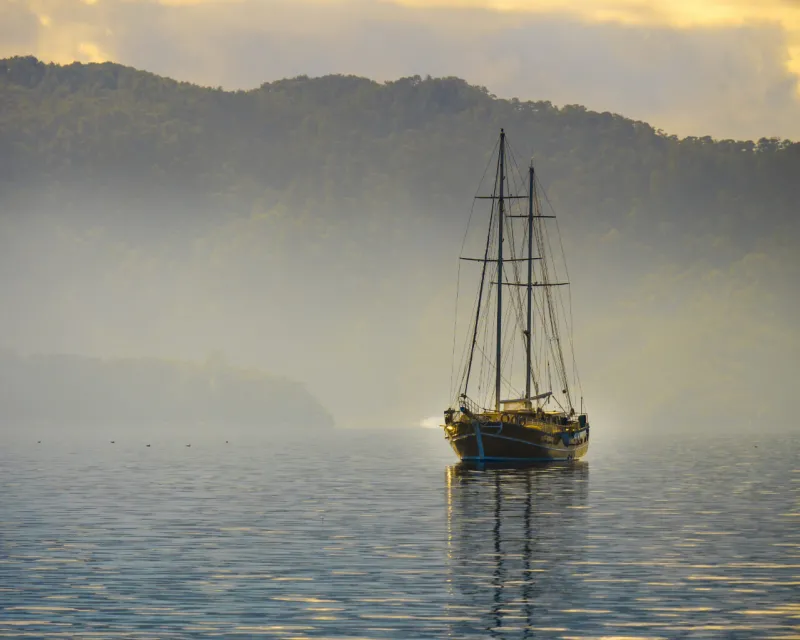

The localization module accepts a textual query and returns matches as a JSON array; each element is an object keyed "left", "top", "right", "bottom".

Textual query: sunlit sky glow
[
  {"left": 393, "top": 0, "right": 800, "bottom": 80},
  {"left": 3, "top": 0, "right": 800, "bottom": 139}
]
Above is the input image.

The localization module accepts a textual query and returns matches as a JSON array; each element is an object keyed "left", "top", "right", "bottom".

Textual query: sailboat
[{"left": 443, "top": 129, "right": 589, "bottom": 464}]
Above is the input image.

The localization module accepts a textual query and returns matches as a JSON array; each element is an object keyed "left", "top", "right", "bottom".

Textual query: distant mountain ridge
[{"left": 0, "top": 351, "right": 334, "bottom": 429}]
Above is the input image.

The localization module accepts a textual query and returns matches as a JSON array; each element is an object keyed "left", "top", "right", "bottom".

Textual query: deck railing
[{"left": 458, "top": 394, "right": 484, "bottom": 416}]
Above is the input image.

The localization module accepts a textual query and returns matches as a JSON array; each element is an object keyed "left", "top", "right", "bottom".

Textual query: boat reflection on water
[{"left": 445, "top": 462, "right": 589, "bottom": 637}]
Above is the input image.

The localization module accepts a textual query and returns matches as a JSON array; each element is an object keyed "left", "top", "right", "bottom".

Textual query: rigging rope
[
  {"left": 452, "top": 131, "right": 585, "bottom": 415},
  {"left": 450, "top": 137, "right": 501, "bottom": 402}
]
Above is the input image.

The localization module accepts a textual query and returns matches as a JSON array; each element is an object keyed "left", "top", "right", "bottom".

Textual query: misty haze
[
  {"left": 1, "top": 56, "right": 797, "bottom": 432},
  {"left": 1, "top": 3, "right": 798, "bottom": 634}
]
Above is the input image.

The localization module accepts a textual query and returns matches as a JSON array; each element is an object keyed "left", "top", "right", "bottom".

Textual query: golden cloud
[
  {"left": 15, "top": 0, "right": 111, "bottom": 63},
  {"left": 392, "top": 0, "right": 800, "bottom": 83},
  {"left": 16, "top": 0, "right": 800, "bottom": 80}
]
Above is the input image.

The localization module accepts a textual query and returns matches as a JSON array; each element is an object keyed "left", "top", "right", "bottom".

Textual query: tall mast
[
  {"left": 495, "top": 129, "right": 505, "bottom": 412},
  {"left": 525, "top": 162, "right": 534, "bottom": 404}
]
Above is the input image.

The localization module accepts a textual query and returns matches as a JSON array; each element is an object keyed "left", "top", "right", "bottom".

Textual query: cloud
[
  {"left": 0, "top": 0, "right": 39, "bottom": 53},
  {"left": 3, "top": 0, "right": 114, "bottom": 64},
  {"left": 1, "top": 0, "right": 799, "bottom": 139}
]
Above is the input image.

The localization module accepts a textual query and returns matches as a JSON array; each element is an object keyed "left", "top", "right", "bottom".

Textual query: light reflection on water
[
  {"left": 445, "top": 463, "right": 591, "bottom": 638},
  {"left": 0, "top": 429, "right": 797, "bottom": 638}
]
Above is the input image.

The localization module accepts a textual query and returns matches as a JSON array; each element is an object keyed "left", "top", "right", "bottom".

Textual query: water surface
[{"left": 1, "top": 427, "right": 797, "bottom": 638}]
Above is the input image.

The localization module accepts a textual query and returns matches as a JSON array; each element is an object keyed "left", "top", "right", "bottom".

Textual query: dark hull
[{"left": 444, "top": 419, "right": 588, "bottom": 463}]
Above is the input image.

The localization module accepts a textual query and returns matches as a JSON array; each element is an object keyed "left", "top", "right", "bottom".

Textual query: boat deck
[{"left": 453, "top": 409, "right": 586, "bottom": 435}]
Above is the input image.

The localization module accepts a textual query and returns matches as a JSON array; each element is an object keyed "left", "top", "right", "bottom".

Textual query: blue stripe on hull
[
  {"left": 445, "top": 426, "right": 589, "bottom": 463},
  {"left": 460, "top": 456, "right": 574, "bottom": 463}
]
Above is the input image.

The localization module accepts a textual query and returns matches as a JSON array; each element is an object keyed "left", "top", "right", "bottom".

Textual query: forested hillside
[
  {"left": 1, "top": 55, "right": 797, "bottom": 430},
  {"left": 3, "top": 55, "right": 798, "bottom": 241}
]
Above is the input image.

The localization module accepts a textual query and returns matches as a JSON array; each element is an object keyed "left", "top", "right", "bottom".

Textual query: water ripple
[{"left": 0, "top": 430, "right": 797, "bottom": 638}]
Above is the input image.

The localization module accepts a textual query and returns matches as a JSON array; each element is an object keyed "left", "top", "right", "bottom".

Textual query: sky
[{"left": 2, "top": 0, "right": 800, "bottom": 140}]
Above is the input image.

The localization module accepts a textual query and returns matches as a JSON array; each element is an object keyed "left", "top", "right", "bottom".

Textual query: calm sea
[{"left": 0, "top": 426, "right": 797, "bottom": 639}]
